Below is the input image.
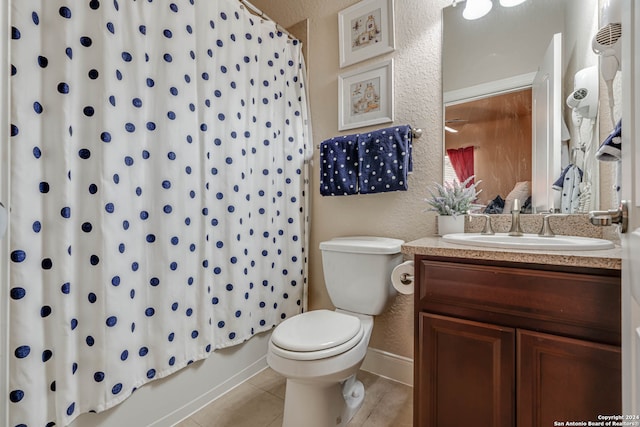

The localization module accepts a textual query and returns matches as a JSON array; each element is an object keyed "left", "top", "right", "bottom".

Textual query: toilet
[{"left": 267, "top": 236, "right": 404, "bottom": 427}]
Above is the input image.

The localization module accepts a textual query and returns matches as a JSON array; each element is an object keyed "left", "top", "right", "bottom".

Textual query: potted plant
[{"left": 425, "top": 176, "right": 481, "bottom": 236}]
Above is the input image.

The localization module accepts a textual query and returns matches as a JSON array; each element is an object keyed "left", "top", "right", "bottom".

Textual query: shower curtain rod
[{"left": 238, "top": 0, "right": 297, "bottom": 41}]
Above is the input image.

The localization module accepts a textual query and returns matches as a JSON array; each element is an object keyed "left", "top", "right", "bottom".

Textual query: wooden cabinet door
[
  {"left": 517, "top": 329, "right": 622, "bottom": 427},
  {"left": 416, "top": 313, "right": 515, "bottom": 427}
]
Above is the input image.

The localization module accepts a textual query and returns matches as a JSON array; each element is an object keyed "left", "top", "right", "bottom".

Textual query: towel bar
[{"left": 316, "top": 127, "right": 422, "bottom": 149}]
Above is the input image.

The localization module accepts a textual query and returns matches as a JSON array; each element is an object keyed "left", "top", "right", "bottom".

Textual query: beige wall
[{"left": 249, "top": 0, "right": 450, "bottom": 359}]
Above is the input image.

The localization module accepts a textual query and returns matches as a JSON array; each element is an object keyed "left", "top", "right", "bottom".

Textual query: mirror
[{"left": 443, "top": 0, "right": 601, "bottom": 214}]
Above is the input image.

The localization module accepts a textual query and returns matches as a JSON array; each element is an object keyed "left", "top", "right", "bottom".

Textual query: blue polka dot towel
[
  {"left": 358, "top": 125, "right": 413, "bottom": 194},
  {"left": 319, "top": 125, "right": 413, "bottom": 196},
  {"left": 596, "top": 119, "right": 621, "bottom": 162},
  {"left": 319, "top": 135, "right": 359, "bottom": 196}
]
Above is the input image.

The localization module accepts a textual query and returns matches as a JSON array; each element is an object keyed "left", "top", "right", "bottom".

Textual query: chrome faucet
[
  {"left": 468, "top": 213, "right": 494, "bottom": 235},
  {"left": 508, "top": 199, "right": 524, "bottom": 236}
]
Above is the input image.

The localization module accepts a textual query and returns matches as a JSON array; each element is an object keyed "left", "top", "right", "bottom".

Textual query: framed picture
[
  {"left": 338, "top": 0, "right": 395, "bottom": 68},
  {"left": 338, "top": 59, "right": 394, "bottom": 131}
]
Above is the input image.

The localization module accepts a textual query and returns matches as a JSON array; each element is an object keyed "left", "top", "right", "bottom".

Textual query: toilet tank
[{"left": 319, "top": 236, "right": 404, "bottom": 315}]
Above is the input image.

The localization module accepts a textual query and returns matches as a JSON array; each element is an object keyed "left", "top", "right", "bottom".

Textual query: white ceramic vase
[{"left": 437, "top": 215, "right": 465, "bottom": 236}]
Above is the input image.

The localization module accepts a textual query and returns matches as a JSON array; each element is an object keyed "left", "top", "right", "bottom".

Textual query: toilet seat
[{"left": 270, "top": 310, "right": 364, "bottom": 361}]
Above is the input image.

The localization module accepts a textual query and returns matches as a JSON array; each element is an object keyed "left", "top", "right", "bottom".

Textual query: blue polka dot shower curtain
[{"left": 8, "top": 0, "right": 310, "bottom": 425}]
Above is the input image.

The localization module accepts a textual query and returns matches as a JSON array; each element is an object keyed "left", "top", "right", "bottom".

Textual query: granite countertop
[{"left": 402, "top": 236, "right": 622, "bottom": 270}]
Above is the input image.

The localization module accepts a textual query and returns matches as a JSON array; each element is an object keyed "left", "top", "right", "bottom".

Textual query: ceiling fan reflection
[{"left": 445, "top": 118, "right": 468, "bottom": 133}]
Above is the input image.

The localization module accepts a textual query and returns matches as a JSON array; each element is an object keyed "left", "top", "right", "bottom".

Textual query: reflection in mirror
[
  {"left": 445, "top": 89, "right": 532, "bottom": 213},
  {"left": 442, "top": 0, "right": 601, "bottom": 214}
]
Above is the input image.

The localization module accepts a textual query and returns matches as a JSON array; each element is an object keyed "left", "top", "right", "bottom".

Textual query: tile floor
[{"left": 175, "top": 368, "right": 413, "bottom": 427}]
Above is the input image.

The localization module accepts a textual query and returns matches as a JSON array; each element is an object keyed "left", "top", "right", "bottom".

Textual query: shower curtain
[{"left": 8, "top": 1, "right": 310, "bottom": 425}]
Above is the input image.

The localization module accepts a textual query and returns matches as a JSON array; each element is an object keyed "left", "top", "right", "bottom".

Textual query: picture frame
[
  {"left": 338, "top": 0, "right": 395, "bottom": 68},
  {"left": 338, "top": 59, "right": 394, "bottom": 131}
]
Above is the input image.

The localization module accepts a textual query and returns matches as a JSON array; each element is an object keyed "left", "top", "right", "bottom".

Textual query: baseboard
[
  {"left": 156, "top": 356, "right": 269, "bottom": 427},
  {"left": 360, "top": 348, "right": 414, "bottom": 387},
  {"left": 159, "top": 346, "right": 412, "bottom": 426}
]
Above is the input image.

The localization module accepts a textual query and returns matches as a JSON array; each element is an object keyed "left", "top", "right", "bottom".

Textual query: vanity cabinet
[{"left": 414, "top": 255, "right": 621, "bottom": 427}]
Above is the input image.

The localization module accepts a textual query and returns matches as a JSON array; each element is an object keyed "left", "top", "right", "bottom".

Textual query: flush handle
[{"left": 589, "top": 200, "right": 628, "bottom": 233}]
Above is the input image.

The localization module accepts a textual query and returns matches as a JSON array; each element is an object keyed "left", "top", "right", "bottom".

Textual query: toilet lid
[{"left": 271, "top": 310, "right": 362, "bottom": 352}]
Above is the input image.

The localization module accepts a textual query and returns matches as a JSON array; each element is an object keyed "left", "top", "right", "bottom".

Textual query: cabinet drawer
[{"left": 416, "top": 257, "right": 621, "bottom": 345}]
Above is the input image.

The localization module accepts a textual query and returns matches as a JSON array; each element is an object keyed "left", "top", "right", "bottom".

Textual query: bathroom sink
[{"left": 442, "top": 233, "right": 615, "bottom": 251}]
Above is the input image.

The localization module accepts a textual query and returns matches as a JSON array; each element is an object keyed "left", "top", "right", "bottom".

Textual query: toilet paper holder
[
  {"left": 400, "top": 273, "right": 414, "bottom": 285},
  {"left": 392, "top": 260, "right": 415, "bottom": 295}
]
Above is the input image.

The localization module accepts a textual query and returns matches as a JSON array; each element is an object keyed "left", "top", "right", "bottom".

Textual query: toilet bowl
[
  {"left": 266, "top": 236, "right": 404, "bottom": 427},
  {"left": 267, "top": 310, "right": 374, "bottom": 427}
]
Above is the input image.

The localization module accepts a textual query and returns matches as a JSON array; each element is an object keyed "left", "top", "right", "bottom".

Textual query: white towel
[{"left": 560, "top": 165, "right": 583, "bottom": 213}]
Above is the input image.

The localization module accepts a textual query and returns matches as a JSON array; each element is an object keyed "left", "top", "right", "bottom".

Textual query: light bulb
[
  {"left": 463, "top": 0, "right": 493, "bottom": 20},
  {"left": 500, "top": 0, "right": 527, "bottom": 7}
]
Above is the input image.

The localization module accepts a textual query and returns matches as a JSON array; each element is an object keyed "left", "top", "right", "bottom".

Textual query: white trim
[
  {"left": 163, "top": 357, "right": 269, "bottom": 427},
  {"left": 66, "top": 332, "right": 271, "bottom": 427},
  {"left": 163, "top": 348, "right": 413, "bottom": 426},
  {"left": 360, "top": 347, "right": 413, "bottom": 387},
  {"left": 166, "top": 348, "right": 414, "bottom": 426},
  {"left": 621, "top": 0, "right": 639, "bottom": 415},
  {"left": 443, "top": 72, "right": 537, "bottom": 105},
  {"left": 1, "top": 0, "right": 10, "bottom": 425}
]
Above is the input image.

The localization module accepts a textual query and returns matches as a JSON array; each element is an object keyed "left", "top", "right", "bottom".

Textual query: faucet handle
[
  {"left": 468, "top": 213, "right": 494, "bottom": 235},
  {"left": 538, "top": 213, "right": 568, "bottom": 237}
]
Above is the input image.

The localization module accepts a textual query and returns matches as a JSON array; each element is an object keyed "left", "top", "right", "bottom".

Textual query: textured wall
[{"left": 249, "top": 0, "right": 451, "bottom": 358}]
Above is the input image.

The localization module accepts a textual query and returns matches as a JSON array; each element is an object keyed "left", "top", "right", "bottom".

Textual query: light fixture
[
  {"left": 499, "top": 0, "right": 527, "bottom": 6},
  {"left": 463, "top": 0, "right": 493, "bottom": 20}
]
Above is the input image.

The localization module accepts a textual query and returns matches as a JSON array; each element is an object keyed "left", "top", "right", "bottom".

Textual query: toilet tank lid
[{"left": 319, "top": 236, "right": 404, "bottom": 254}]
